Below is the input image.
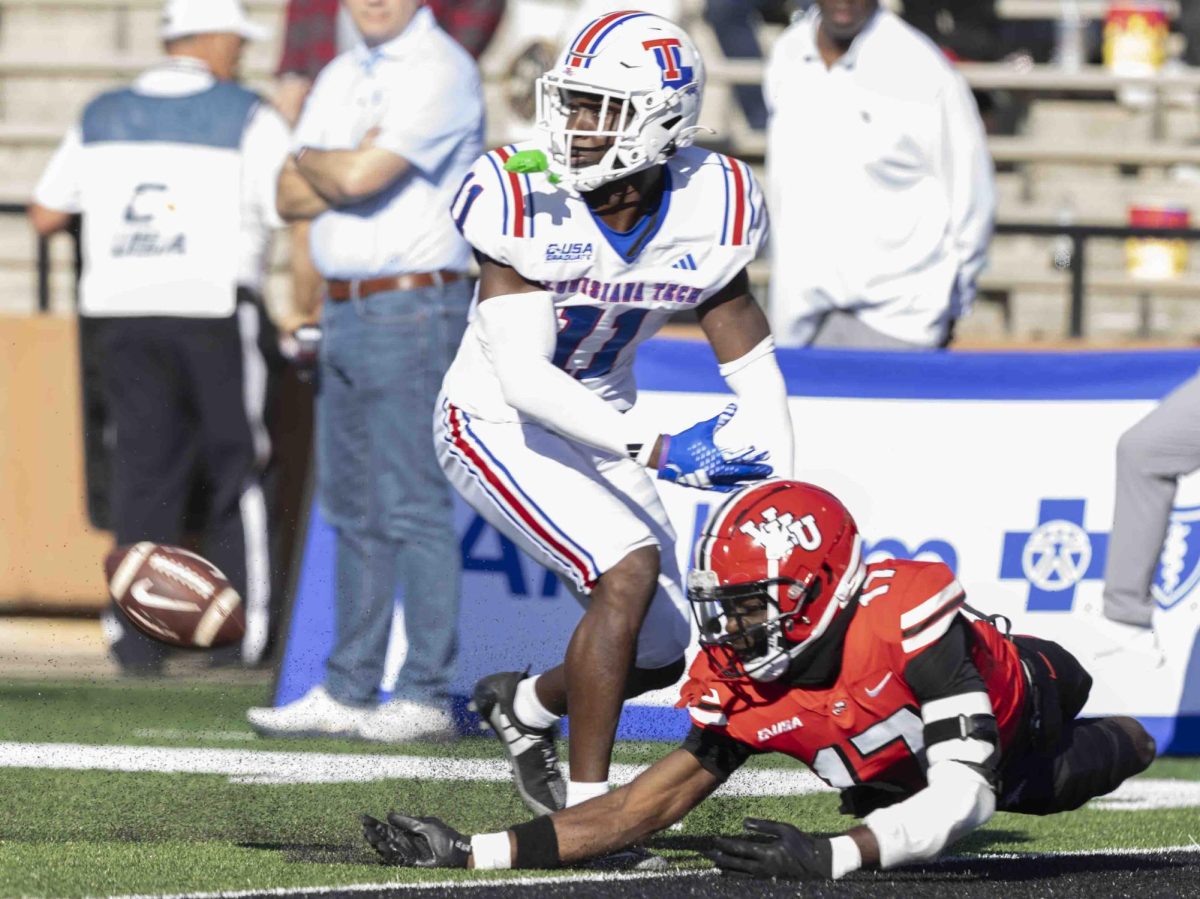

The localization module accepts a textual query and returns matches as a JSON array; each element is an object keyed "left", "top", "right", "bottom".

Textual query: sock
[
  {"left": 512, "top": 675, "right": 559, "bottom": 731},
  {"left": 566, "top": 779, "right": 609, "bottom": 808}
]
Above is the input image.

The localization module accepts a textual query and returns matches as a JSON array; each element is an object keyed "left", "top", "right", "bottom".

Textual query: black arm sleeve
[
  {"left": 680, "top": 725, "right": 759, "bottom": 782},
  {"left": 904, "top": 614, "right": 987, "bottom": 702}
]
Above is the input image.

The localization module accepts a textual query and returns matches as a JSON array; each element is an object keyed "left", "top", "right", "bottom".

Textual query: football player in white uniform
[{"left": 437, "top": 10, "right": 794, "bottom": 816}]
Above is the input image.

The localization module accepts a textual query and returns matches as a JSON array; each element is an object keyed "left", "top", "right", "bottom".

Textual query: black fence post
[
  {"left": 36, "top": 236, "right": 50, "bottom": 313},
  {"left": 1070, "top": 232, "right": 1086, "bottom": 339}
]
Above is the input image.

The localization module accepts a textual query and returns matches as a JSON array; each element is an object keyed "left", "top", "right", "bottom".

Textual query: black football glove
[
  {"left": 706, "top": 817, "right": 833, "bottom": 880},
  {"left": 361, "top": 812, "right": 472, "bottom": 868}
]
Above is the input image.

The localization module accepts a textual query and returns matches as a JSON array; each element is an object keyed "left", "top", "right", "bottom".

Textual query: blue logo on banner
[
  {"left": 864, "top": 538, "right": 958, "bottom": 571},
  {"left": 461, "top": 515, "right": 560, "bottom": 598},
  {"left": 1152, "top": 504, "right": 1200, "bottom": 610},
  {"left": 1000, "top": 499, "right": 1108, "bottom": 611}
]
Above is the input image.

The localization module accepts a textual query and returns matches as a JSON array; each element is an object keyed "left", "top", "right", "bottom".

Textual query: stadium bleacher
[{"left": 4, "top": 0, "right": 1200, "bottom": 336}]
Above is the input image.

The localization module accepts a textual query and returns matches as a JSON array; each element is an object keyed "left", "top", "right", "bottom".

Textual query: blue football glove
[{"left": 657, "top": 403, "right": 773, "bottom": 493}]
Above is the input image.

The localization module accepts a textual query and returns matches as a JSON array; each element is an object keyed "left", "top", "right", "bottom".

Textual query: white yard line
[
  {"left": 2, "top": 742, "right": 1197, "bottom": 809},
  {"left": 91, "top": 845, "right": 1200, "bottom": 899},
  {"left": 0, "top": 741, "right": 829, "bottom": 796},
  {"left": 98, "top": 869, "right": 716, "bottom": 899}
]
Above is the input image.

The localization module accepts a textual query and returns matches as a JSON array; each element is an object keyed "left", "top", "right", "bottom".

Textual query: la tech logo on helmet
[{"left": 641, "top": 38, "right": 693, "bottom": 89}]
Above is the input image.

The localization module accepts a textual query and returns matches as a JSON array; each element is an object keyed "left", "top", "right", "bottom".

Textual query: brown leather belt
[{"left": 327, "top": 271, "right": 463, "bottom": 302}]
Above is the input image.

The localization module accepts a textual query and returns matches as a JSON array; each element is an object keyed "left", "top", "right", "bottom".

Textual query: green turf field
[{"left": 1, "top": 680, "right": 1198, "bottom": 898}]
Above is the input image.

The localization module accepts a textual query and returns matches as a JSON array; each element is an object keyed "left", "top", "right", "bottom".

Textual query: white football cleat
[
  {"left": 1086, "top": 616, "right": 1166, "bottom": 669},
  {"left": 246, "top": 685, "right": 369, "bottom": 738},
  {"left": 357, "top": 698, "right": 457, "bottom": 743}
]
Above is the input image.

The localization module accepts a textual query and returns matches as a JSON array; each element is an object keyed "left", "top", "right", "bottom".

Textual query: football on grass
[{"left": 104, "top": 543, "right": 244, "bottom": 648}]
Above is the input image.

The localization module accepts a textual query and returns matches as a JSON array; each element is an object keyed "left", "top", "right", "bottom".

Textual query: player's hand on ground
[
  {"left": 706, "top": 818, "right": 833, "bottom": 880},
  {"left": 361, "top": 813, "right": 472, "bottom": 868},
  {"left": 656, "top": 403, "right": 773, "bottom": 492}
]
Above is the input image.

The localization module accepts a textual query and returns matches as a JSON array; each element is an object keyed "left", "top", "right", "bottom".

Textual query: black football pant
[
  {"left": 998, "top": 636, "right": 1157, "bottom": 815},
  {"left": 95, "top": 294, "right": 278, "bottom": 670}
]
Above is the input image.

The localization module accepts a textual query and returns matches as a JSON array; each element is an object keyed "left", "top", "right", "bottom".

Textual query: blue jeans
[{"left": 317, "top": 281, "right": 472, "bottom": 707}]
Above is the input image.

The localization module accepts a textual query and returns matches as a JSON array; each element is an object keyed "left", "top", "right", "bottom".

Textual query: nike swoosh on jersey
[
  {"left": 701, "top": 688, "right": 721, "bottom": 706},
  {"left": 130, "top": 578, "right": 201, "bottom": 613},
  {"left": 865, "top": 672, "right": 893, "bottom": 697}
]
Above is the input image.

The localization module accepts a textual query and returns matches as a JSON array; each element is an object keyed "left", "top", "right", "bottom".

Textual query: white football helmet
[{"left": 536, "top": 11, "right": 706, "bottom": 192}]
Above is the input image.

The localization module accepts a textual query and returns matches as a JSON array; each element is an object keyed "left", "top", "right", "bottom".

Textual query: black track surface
[{"left": 240, "top": 849, "right": 1200, "bottom": 899}]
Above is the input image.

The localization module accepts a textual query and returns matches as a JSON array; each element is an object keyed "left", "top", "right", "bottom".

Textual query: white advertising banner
[{"left": 277, "top": 343, "right": 1200, "bottom": 751}]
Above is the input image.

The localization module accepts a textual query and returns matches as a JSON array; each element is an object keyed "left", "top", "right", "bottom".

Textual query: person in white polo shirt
[
  {"left": 247, "top": 0, "right": 483, "bottom": 741},
  {"left": 29, "top": 0, "right": 291, "bottom": 674},
  {"left": 764, "top": 0, "right": 995, "bottom": 349}
]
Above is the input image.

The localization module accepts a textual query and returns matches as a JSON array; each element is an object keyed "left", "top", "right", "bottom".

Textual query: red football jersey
[{"left": 677, "top": 560, "right": 1027, "bottom": 794}]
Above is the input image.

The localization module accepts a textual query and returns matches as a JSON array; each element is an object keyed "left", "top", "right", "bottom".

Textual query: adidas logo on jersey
[
  {"left": 545, "top": 242, "right": 594, "bottom": 262},
  {"left": 757, "top": 715, "right": 803, "bottom": 743},
  {"left": 672, "top": 253, "right": 698, "bottom": 271}
]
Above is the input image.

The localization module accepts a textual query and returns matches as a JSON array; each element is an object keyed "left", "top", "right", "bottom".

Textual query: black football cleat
[{"left": 471, "top": 671, "right": 566, "bottom": 816}]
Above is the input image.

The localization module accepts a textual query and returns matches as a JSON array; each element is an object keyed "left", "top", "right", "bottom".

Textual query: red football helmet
[{"left": 687, "top": 480, "right": 866, "bottom": 681}]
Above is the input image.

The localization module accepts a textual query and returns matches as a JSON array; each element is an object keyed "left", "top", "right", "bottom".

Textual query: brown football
[{"left": 103, "top": 543, "right": 244, "bottom": 649}]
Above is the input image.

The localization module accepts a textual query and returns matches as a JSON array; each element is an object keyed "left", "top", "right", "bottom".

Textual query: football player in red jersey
[{"left": 362, "top": 481, "right": 1156, "bottom": 879}]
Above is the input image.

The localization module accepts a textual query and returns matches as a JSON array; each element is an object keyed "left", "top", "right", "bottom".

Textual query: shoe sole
[
  {"left": 246, "top": 724, "right": 364, "bottom": 740},
  {"left": 358, "top": 726, "right": 458, "bottom": 744},
  {"left": 470, "top": 678, "right": 561, "bottom": 817}
]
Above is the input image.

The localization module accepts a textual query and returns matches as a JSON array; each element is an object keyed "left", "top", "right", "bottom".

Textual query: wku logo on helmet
[
  {"left": 642, "top": 38, "right": 694, "bottom": 89},
  {"left": 739, "top": 507, "right": 822, "bottom": 562}
]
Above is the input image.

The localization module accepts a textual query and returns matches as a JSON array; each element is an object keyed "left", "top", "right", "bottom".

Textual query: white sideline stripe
[
  {"left": 0, "top": 742, "right": 831, "bottom": 796},
  {"left": 98, "top": 868, "right": 716, "bottom": 899},
  {"left": 92, "top": 845, "right": 1200, "bottom": 899},
  {"left": 4, "top": 743, "right": 1199, "bottom": 810},
  {"left": 967, "top": 843, "right": 1200, "bottom": 859}
]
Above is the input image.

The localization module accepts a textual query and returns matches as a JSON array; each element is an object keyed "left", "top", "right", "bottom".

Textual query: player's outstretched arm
[
  {"left": 363, "top": 748, "right": 721, "bottom": 870},
  {"left": 696, "top": 270, "right": 795, "bottom": 480}
]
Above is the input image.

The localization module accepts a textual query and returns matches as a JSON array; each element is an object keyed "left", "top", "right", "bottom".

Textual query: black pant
[
  {"left": 998, "top": 637, "right": 1153, "bottom": 814},
  {"left": 94, "top": 296, "right": 278, "bottom": 668}
]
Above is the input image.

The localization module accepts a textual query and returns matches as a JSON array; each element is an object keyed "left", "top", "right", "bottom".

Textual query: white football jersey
[{"left": 442, "top": 141, "right": 768, "bottom": 423}]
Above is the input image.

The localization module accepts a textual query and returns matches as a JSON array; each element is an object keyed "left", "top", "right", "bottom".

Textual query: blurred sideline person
[
  {"left": 29, "top": 0, "right": 290, "bottom": 674},
  {"left": 271, "top": 0, "right": 506, "bottom": 335},
  {"left": 1095, "top": 370, "right": 1200, "bottom": 667},
  {"left": 438, "top": 12, "right": 793, "bottom": 817},
  {"left": 363, "top": 481, "right": 1156, "bottom": 879},
  {"left": 765, "top": 0, "right": 995, "bottom": 349},
  {"left": 247, "top": 0, "right": 484, "bottom": 742}
]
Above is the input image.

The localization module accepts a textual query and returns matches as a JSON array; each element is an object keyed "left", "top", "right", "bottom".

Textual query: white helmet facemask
[{"left": 535, "top": 12, "right": 706, "bottom": 193}]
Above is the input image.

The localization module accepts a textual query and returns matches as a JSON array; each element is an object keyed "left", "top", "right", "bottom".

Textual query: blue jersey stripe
[{"left": 719, "top": 156, "right": 731, "bottom": 246}]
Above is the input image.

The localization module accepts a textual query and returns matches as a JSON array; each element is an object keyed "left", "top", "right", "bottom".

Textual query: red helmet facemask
[{"left": 687, "top": 480, "right": 866, "bottom": 682}]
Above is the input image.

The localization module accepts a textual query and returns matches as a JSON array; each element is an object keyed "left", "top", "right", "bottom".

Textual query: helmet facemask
[
  {"left": 687, "top": 532, "right": 866, "bottom": 683},
  {"left": 535, "top": 73, "right": 700, "bottom": 193},
  {"left": 688, "top": 569, "right": 820, "bottom": 682}
]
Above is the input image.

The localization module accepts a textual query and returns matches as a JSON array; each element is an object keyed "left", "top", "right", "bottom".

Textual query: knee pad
[
  {"left": 624, "top": 656, "right": 687, "bottom": 698},
  {"left": 1112, "top": 716, "right": 1157, "bottom": 773}
]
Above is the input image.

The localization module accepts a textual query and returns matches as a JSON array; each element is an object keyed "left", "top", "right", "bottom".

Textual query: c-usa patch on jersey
[{"left": 545, "top": 242, "right": 593, "bottom": 262}]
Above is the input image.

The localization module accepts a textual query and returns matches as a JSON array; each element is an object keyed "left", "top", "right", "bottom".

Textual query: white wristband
[
  {"left": 470, "top": 831, "right": 513, "bottom": 870},
  {"left": 829, "top": 835, "right": 863, "bottom": 880}
]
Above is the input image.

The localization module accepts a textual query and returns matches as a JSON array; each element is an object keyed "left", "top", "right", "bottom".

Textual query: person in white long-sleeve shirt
[{"left": 764, "top": 0, "right": 995, "bottom": 349}]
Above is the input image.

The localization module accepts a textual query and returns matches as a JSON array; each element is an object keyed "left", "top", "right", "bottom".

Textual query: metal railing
[
  {"left": 0, "top": 201, "right": 52, "bottom": 313},
  {"left": 4, "top": 200, "right": 1199, "bottom": 340},
  {"left": 992, "top": 222, "right": 1200, "bottom": 338}
]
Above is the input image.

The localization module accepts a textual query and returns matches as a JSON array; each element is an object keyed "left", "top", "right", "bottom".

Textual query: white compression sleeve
[
  {"left": 717, "top": 336, "right": 794, "bottom": 479},
  {"left": 863, "top": 759, "right": 996, "bottom": 869},
  {"left": 476, "top": 291, "right": 651, "bottom": 460}
]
